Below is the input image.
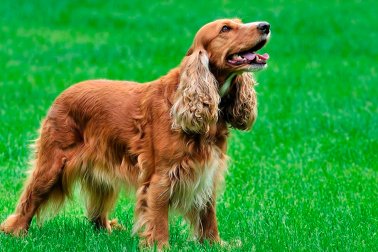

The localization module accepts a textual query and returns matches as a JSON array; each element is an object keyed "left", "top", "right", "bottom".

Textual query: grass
[{"left": 0, "top": 0, "right": 377, "bottom": 251}]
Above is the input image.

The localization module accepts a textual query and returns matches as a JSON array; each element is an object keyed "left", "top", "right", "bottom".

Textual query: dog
[{"left": 1, "top": 18, "right": 270, "bottom": 247}]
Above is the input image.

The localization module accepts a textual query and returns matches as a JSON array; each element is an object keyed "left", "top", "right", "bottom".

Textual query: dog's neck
[
  {"left": 209, "top": 65, "right": 229, "bottom": 84},
  {"left": 219, "top": 73, "right": 237, "bottom": 97},
  {"left": 208, "top": 65, "right": 240, "bottom": 97}
]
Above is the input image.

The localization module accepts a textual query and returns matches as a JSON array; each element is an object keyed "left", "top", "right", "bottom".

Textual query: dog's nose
[{"left": 257, "top": 22, "right": 270, "bottom": 34}]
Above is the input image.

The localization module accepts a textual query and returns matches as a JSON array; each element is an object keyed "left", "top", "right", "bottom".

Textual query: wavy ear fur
[
  {"left": 221, "top": 72, "right": 257, "bottom": 130},
  {"left": 171, "top": 50, "right": 220, "bottom": 134}
]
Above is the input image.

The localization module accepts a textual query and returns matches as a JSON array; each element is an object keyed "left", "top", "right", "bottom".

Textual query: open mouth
[{"left": 227, "top": 40, "right": 269, "bottom": 66}]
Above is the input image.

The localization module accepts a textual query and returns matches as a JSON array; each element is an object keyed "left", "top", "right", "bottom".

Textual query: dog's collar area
[{"left": 219, "top": 72, "right": 237, "bottom": 97}]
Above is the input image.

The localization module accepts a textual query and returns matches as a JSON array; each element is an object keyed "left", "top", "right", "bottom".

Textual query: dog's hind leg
[
  {"left": 83, "top": 175, "right": 121, "bottom": 232},
  {"left": 0, "top": 117, "right": 76, "bottom": 236},
  {"left": 0, "top": 142, "right": 67, "bottom": 236}
]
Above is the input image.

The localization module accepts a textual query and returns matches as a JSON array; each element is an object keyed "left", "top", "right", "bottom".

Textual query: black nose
[{"left": 257, "top": 22, "right": 270, "bottom": 34}]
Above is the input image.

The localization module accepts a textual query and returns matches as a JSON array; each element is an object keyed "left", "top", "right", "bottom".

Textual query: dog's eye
[{"left": 220, "top": 25, "right": 231, "bottom": 33}]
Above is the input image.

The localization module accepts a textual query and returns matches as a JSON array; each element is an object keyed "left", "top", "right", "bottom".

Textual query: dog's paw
[
  {"left": 92, "top": 217, "right": 125, "bottom": 233},
  {"left": 139, "top": 231, "right": 169, "bottom": 250},
  {"left": 108, "top": 219, "right": 125, "bottom": 232},
  {"left": 0, "top": 214, "right": 29, "bottom": 236}
]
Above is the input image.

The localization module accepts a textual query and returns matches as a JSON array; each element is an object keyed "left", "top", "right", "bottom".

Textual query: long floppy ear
[
  {"left": 221, "top": 72, "right": 257, "bottom": 130},
  {"left": 171, "top": 50, "right": 220, "bottom": 133}
]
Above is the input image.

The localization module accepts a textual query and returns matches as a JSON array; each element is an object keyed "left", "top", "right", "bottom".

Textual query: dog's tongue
[
  {"left": 242, "top": 52, "right": 256, "bottom": 61},
  {"left": 240, "top": 52, "right": 270, "bottom": 61}
]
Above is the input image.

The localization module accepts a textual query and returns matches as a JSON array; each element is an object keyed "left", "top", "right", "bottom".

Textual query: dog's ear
[
  {"left": 171, "top": 49, "right": 220, "bottom": 134},
  {"left": 222, "top": 72, "right": 257, "bottom": 130}
]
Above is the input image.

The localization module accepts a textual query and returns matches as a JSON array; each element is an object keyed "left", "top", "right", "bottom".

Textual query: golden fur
[{"left": 1, "top": 18, "right": 270, "bottom": 247}]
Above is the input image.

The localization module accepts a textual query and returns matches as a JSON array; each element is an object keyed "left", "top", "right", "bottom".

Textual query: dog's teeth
[{"left": 232, "top": 54, "right": 243, "bottom": 61}]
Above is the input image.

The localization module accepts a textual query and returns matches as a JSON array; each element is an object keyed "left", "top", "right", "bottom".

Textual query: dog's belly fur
[{"left": 64, "top": 143, "right": 225, "bottom": 213}]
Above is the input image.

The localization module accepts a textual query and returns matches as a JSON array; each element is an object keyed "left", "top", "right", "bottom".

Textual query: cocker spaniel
[{"left": 1, "top": 18, "right": 270, "bottom": 247}]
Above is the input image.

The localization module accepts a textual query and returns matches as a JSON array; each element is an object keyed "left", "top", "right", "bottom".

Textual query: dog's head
[
  {"left": 171, "top": 19, "right": 270, "bottom": 134},
  {"left": 187, "top": 18, "right": 271, "bottom": 73}
]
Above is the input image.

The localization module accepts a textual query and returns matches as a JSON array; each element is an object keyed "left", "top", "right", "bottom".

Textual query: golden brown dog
[{"left": 1, "top": 18, "right": 270, "bottom": 247}]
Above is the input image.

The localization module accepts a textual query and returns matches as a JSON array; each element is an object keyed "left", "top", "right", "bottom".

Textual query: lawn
[{"left": 0, "top": 0, "right": 377, "bottom": 251}]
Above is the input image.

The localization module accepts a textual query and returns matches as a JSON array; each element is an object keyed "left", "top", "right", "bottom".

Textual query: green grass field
[{"left": 1, "top": 0, "right": 377, "bottom": 251}]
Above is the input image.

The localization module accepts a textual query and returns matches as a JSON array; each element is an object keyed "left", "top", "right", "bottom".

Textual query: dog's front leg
[
  {"left": 136, "top": 174, "right": 170, "bottom": 248},
  {"left": 198, "top": 199, "right": 220, "bottom": 243},
  {"left": 186, "top": 198, "right": 220, "bottom": 243}
]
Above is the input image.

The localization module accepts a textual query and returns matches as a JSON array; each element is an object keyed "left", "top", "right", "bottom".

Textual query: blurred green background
[{"left": 0, "top": 0, "right": 377, "bottom": 251}]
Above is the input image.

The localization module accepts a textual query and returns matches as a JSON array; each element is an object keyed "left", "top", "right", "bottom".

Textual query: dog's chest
[{"left": 169, "top": 147, "right": 224, "bottom": 213}]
